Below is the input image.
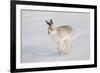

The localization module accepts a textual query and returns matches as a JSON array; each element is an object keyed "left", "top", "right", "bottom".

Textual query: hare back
[
  {"left": 58, "top": 25, "right": 73, "bottom": 32},
  {"left": 56, "top": 25, "right": 75, "bottom": 39}
]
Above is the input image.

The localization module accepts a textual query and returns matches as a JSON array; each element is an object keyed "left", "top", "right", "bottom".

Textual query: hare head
[{"left": 45, "top": 19, "right": 56, "bottom": 35}]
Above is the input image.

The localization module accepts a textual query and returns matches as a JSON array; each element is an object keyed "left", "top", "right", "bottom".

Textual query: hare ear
[
  {"left": 45, "top": 20, "right": 51, "bottom": 25},
  {"left": 50, "top": 19, "right": 53, "bottom": 24}
]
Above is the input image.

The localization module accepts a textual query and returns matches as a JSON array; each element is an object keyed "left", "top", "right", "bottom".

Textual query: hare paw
[{"left": 62, "top": 49, "right": 71, "bottom": 55}]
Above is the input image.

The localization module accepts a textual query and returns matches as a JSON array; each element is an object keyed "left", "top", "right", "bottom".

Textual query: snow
[{"left": 21, "top": 10, "right": 90, "bottom": 63}]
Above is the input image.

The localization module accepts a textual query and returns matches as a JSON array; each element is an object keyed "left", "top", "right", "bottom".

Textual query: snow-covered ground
[{"left": 21, "top": 10, "right": 90, "bottom": 63}]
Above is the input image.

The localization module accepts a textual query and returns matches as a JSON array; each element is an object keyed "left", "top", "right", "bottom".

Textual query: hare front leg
[
  {"left": 63, "top": 39, "right": 72, "bottom": 54},
  {"left": 57, "top": 41, "right": 64, "bottom": 54}
]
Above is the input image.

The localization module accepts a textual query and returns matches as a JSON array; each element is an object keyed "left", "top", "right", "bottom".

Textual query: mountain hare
[{"left": 46, "top": 19, "right": 75, "bottom": 55}]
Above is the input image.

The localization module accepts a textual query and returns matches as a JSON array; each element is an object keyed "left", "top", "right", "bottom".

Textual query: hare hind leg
[{"left": 68, "top": 39, "right": 73, "bottom": 49}]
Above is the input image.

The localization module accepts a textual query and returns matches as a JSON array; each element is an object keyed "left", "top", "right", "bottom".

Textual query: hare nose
[{"left": 48, "top": 31, "right": 50, "bottom": 34}]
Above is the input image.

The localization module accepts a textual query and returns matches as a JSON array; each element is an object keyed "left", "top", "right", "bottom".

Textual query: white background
[
  {"left": 0, "top": 0, "right": 99, "bottom": 73},
  {"left": 20, "top": 5, "right": 91, "bottom": 63}
]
